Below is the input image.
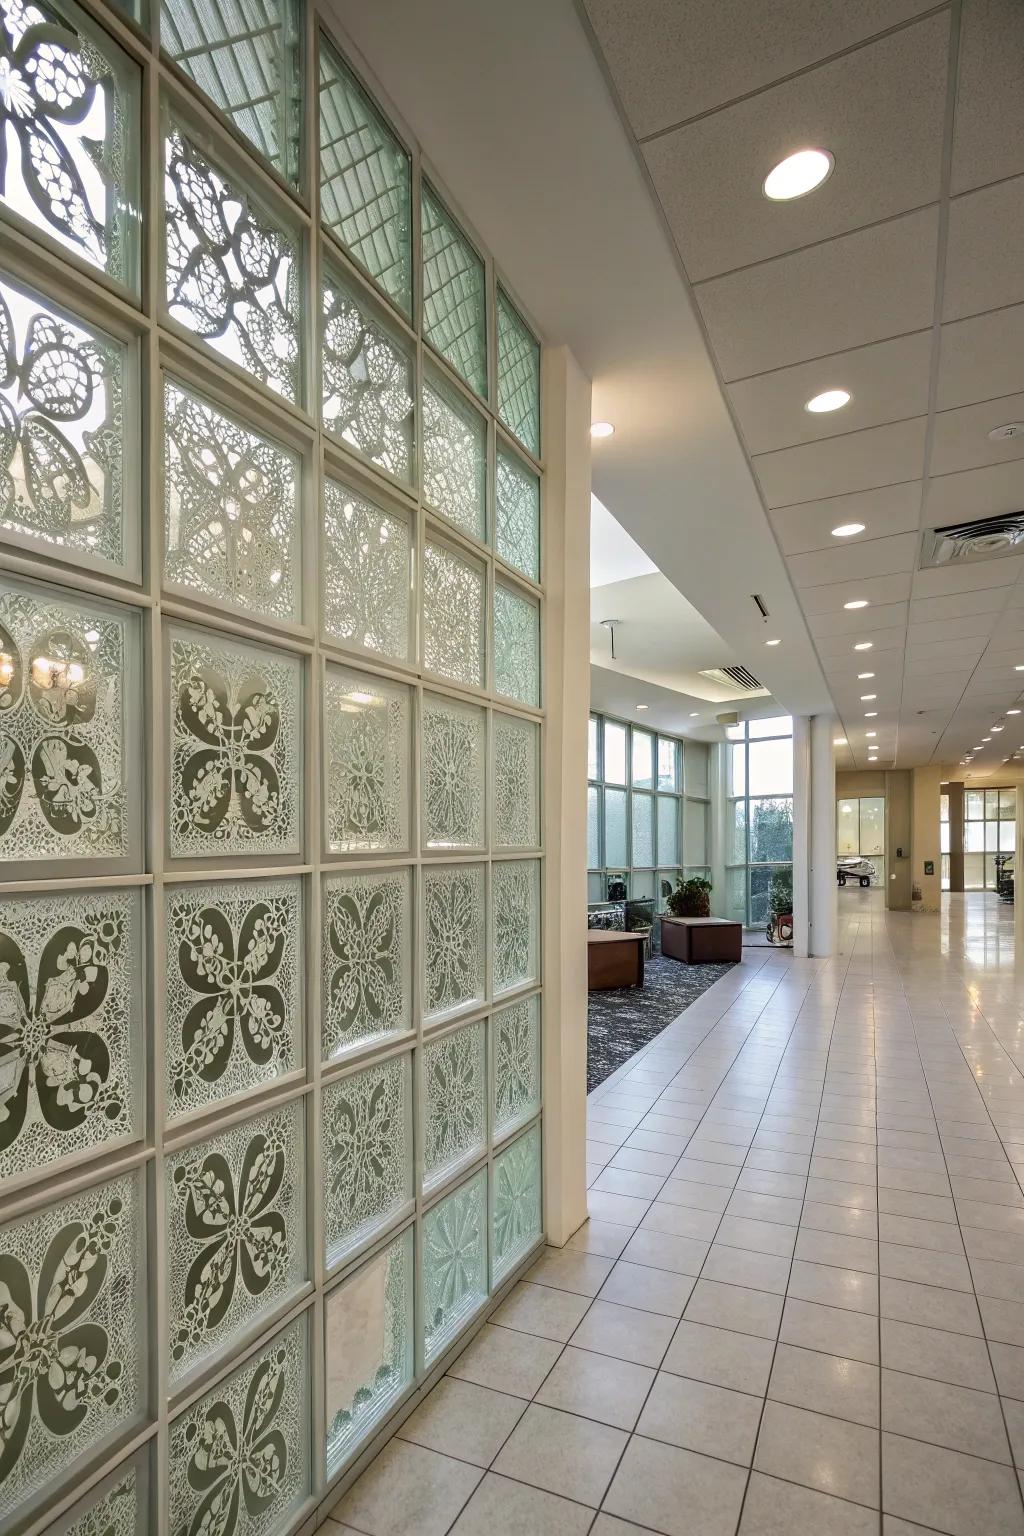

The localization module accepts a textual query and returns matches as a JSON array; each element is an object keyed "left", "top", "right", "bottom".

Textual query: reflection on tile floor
[{"left": 325, "top": 889, "right": 1024, "bottom": 1535}]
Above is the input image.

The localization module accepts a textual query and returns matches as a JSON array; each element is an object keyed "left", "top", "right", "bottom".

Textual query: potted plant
[
  {"left": 766, "top": 867, "right": 793, "bottom": 946},
  {"left": 666, "top": 876, "right": 712, "bottom": 918}
]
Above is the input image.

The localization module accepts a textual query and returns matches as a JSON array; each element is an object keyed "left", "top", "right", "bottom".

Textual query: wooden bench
[
  {"left": 660, "top": 916, "right": 742, "bottom": 964},
  {"left": 587, "top": 930, "right": 645, "bottom": 989}
]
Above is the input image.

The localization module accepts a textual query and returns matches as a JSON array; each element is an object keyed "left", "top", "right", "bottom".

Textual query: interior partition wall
[{"left": 0, "top": 5, "right": 549, "bottom": 1534}]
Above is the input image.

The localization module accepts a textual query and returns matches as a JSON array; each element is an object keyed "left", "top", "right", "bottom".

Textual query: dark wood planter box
[
  {"left": 587, "top": 930, "right": 645, "bottom": 989},
  {"left": 661, "top": 916, "right": 742, "bottom": 964}
]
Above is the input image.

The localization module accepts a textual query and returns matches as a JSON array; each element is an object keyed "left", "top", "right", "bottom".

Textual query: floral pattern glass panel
[
  {"left": 324, "top": 664, "right": 409, "bottom": 855},
  {"left": 492, "top": 1122, "right": 541, "bottom": 1283},
  {"left": 0, "top": 887, "right": 141, "bottom": 1186},
  {"left": 423, "top": 1169, "right": 487, "bottom": 1365},
  {"left": 322, "top": 477, "right": 411, "bottom": 662},
  {"left": 423, "top": 1019, "right": 486, "bottom": 1190},
  {"left": 168, "top": 625, "right": 302, "bottom": 859},
  {"left": 165, "top": 126, "right": 299, "bottom": 403},
  {"left": 163, "top": 377, "right": 300, "bottom": 624},
  {"left": 421, "top": 372, "right": 486, "bottom": 541},
  {"left": 322, "top": 868, "right": 411, "bottom": 1061},
  {"left": 0, "top": 1171, "right": 143, "bottom": 1528},
  {"left": 421, "top": 183, "right": 486, "bottom": 397},
  {"left": 168, "top": 1315, "right": 309, "bottom": 1536},
  {"left": 493, "top": 994, "right": 541, "bottom": 1140},
  {"left": 422, "top": 693, "right": 485, "bottom": 851},
  {"left": 423, "top": 539, "right": 484, "bottom": 688},
  {"left": 423, "top": 862, "right": 485, "bottom": 1022},
  {"left": 496, "top": 447, "right": 540, "bottom": 583},
  {"left": 492, "top": 858, "right": 539, "bottom": 996},
  {"left": 325, "top": 1226, "right": 412, "bottom": 1473},
  {"left": 321, "top": 266, "right": 414, "bottom": 483},
  {"left": 322, "top": 1052, "right": 411, "bottom": 1268},
  {"left": 50, "top": 1453, "right": 147, "bottom": 1536},
  {"left": 497, "top": 290, "right": 540, "bottom": 457},
  {"left": 493, "top": 713, "right": 539, "bottom": 849},
  {"left": 494, "top": 582, "right": 539, "bottom": 707},
  {"left": 166, "top": 1099, "right": 305, "bottom": 1387}
]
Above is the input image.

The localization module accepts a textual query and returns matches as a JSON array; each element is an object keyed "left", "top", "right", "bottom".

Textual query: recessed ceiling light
[
  {"left": 860, "top": 694, "right": 877, "bottom": 700},
  {"left": 763, "top": 148, "right": 834, "bottom": 201},
  {"left": 857, "top": 672, "right": 875, "bottom": 679},
  {"left": 988, "top": 422, "right": 1024, "bottom": 442},
  {"left": 832, "top": 522, "right": 866, "bottom": 538},
  {"left": 590, "top": 421, "right": 615, "bottom": 439},
  {"left": 991, "top": 724, "right": 1004, "bottom": 731},
  {"left": 806, "top": 389, "right": 851, "bottom": 414},
  {"left": 689, "top": 711, "right": 699, "bottom": 717},
  {"left": 1016, "top": 665, "right": 1024, "bottom": 671},
  {"left": 1008, "top": 709, "right": 1021, "bottom": 715},
  {"left": 636, "top": 704, "right": 648, "bottom": 711},
  {"left": 765, "top": 638, "right": 781, "bottom": 646},
  {"left": 983, "top": 737, "right": 992, "bottom": 742},
  {"left": 866, "top": 730, "right": 877, "bottom": 737},
  {"left": 865, "top": 711, "right": 877, "bottom": 717},
  {"left": 854, "top": 642, "right": 873, "bottom": 651},
  {"left": 844, "top": 599, "right": 869, "bottom": 609},
  {"left": 834, "top": 737, "right": 847, "bottom": 746}
]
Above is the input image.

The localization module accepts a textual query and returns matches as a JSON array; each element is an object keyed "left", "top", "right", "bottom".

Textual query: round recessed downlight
[
  {"left": 854, "top": 642, "right": 873, "bottom": 651},
  {"left": 832, "top": 522, "right": 866, "bottom": 538},
  {"left": 689, "top": 711, "right": 699, "bottom": 717},
  {"left": 590, "top": 421, "right": 615, "bottom": 439},
  {"left": 834, "top": 737, "right": 847, "bottom": 746},
  {"left": 1008, "top": 709, "right": 1021, "bottom": 715},
  {"left": 983, "top": 737, "right": 992, "bottom": 742},
  {"left": 858, "top": 672, "right": 875, "bottom": 679},
  {"left": 865, "top": 712, "right": 877, "bottom": 718},
  {"left": 844, "top": 599, "right": 869, "bottom": 609},
  {"left": 636, "top": 704, "right": 648, "bottom": 711},
  {"left": 861, "top": 694, "right": 877, "bottom": 701},
  {"left": 866, "top": 730, "right": 877, "bottom": 738},
  {"left": 992, "top": 725, "right": 1004, "bottom": 732},
  {"left": 765, "top": 638, "right": 781, "bottom": 646},
  {"left": 763, "top": 148, "right": 834, "bottom": 201},
  {"left": 807, "top": 389, "right": 851, "bottom": 414}
]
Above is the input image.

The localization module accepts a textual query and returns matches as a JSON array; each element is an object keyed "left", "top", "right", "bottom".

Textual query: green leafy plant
[
  {"left": 768, "top": 866, "right": 793, "bottom": 917},
  {"left": 666, "top": 876, "right": 712, "bottom": 918}
]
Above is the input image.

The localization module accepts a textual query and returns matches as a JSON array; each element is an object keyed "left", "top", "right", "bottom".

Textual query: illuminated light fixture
[
  {"left": 860, "top": 693, "right": 877, "bottom": 700},
  {"left": 765, "top": 638, "right": 781, "bottom": 646},
  {"left": 590, "top": 421, "right": 615, "bottom": 439},
  {"left": 844, "top": 599, "right": 869, "bottom": 609},
  {"left": 983, "top": 736, "right": 992, "bottom": 742},
  {"left": 636, "top": 703, "right": 649, "bottom": 710},
  {"left": 1016, "top": 665, "right": 1024, "bottom": 671},
  {"left": 866, "top": 730, "right": 877, "bottom": 738},
  {"left": 834, "top": 737, "right": 847, "bottom": 746},
  {"left": 858, "top": 672, "right": 875, "bottom": 679},
  {"left": 1008, "top": 708, "right": 1021, "bottom": 715},
  {"left": 806, "top": 389, "right": 851, "bottom": 414},
  {"left": 992, "top": 724, "right": 1004, "bottom": 732},
  {"left": 832, "top": 522, "right": 866, "bottom": 538},
  {"left": 689, "top": 711, "right": 699, "bottom": 717},
  {"left": 763, "top": 148, "right": 834, "bottom": 201},
  {"left": 865, "top": 712, "right": 877, "bottom": 718},
  {"left": 854, "top": 643, "right": 873, "bottom": 651}
]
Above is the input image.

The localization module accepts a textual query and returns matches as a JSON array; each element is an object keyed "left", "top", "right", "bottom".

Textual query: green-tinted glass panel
[
  {"left": 494, "top": 713, "right": 539, "bottom": 850},
  {"left": 423, "top": 1018, "right": 486, "bottom": 1190},
  {"left": 497, "top": 288, "right": 540, "bottom": 456},
  {"left": 657, "top": 795, "right": 679, "bottom": 865},
  {"left": 322, "top": 868, "right": 412, "bottom": 1061},
  {"left": 322, "top": 476, "right": 413, "bottom": 662},
  {"left": 493, "top": 993, "right": 541, "bottom": 1140},
  {"left": 587, "top": 784, "right": 600, "bottom": 867},
  {"left": 325, "top": 1226, "right": 413, "bottom": 1473},
  {"left": 496, "top": 447, "right": 540, "bottom": 583},
  {"left": 422, "top": 371, "right": 486, "bottom": 541},
  {"left": 49, "top": 1453, "right": 148, "bottom": 1536},
  {"left": 422, "top": 693, "right": 486, "bottom": 850},
  {"left": 494, "top": 583, "right": 539, "bottom": 706},
  {"left": 321, "top": 264, "right": 415, "bottom": 483},
  {"left": 322, "top": 1052, "right": 413, "bottom": 1267},
  {"left": 492, "top": 857, "right": 540, "bottom": 995},
  {"left": 631, "top": 793, "right": 654, "bottom": 867},
  {"left": 492, "top": 1122, "right": 541, "bottom": 1283},
  {"left": 423, "top": 863, "right": 486, "bottom": 1021},
  {"left": 423, "top": 1169, "right": 488, "bottom": 1365},
  {"left": 421, "top": 182, "right": 487, "bottom": 397},
  {"left": 423, "top": 539, "right": 485, "bottom": 688},
  {"left": 604, "top": 787, "right": 627, "bottom": 867}
]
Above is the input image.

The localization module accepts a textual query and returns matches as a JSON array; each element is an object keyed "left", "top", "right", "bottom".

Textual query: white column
[
  {"left": 809, "top": 715, "right": 837, "bottom": 957},
  {"left": 792, "top": 717, "right": 811, "bottom": 957}
]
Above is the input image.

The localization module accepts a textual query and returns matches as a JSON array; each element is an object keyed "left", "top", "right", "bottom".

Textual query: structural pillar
[
  {"left": 947, "top": 780, "right": 964, "bottom": 892},
  {"left": 792, "top": 717, "right": 810, "bottom": 958},
  {"left": 793, "top": 716, "right": 836, "bottom": 958}
]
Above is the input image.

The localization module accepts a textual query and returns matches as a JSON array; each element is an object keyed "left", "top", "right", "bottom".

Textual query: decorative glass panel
[
  {"left": 422, "top": 693, "right": 485, "bottom": 850},
  {"left": 322, "top": 476, "right": 411, "bottom": 662},
  {"left": 322, "top": 868, "right": 411, "bottom": 1061},
  {"left": 0, "top": 577, "right": 138, "bottom": 865},
  {"left": 168, "top": 1315, "right": 309, "bottom": 1536},
  {"left": 168, "top": 624, "right": 302, "bottom": 859},
  {"left": 587, "top": 784, "right": 599, "bottom": 867},
  {"left": 657, "top": 795, "right": 679, "bottom": 865},
  {"left": 423, "top": 863, "right": 485, "bottom": 1021},
  {"left": 50, "top": 1453, "right": 148, "bottom": 1536},
  {"left": 164, "top": 126, "right": 299, "bottom": 402},
  {"left": 166, "top": 1098, "right": 305, "bottom": 1386},
  {"left": 323, "top": 663, "right": 410, "bottom": 855},
  {"left": 0, "top": 1172, "right": 143, "bottom": 1528},
  {"left": 604, "top": 787, "right": 627, "bottom": 867},
  {"left": 319, "top": 39, "right": 411, "bottom": 316},
  {"left": 322, "top": 1051, "right": 412, "bottom": 1267},
  {"left": 632, "top": 793, "right": 654, "bottom": 867},
  {"left": 325, "top": 1226, "right": 413, "bottom": 1473},
  {"left": 423, "top": 539, "right": 484, "bottom": 687},
  {"left": 493, "top": 712, "right": 539, "bottom": 850},
  {"left": 423, "top": 1168, "right": 487, "bottom": 1365},
  {"left": 0, "top": 273, "right": 130, "bottom": 569},
  {"left": 423, "top": 1018, "right": 486, "bottom": 1189},
  {"left": 657, "top": 737, "right": 679, "bottom": 792},
  {"left": 321, "top": 264, "right": 414, "bottom": 482},
  {"left": 494, "top": 583, "right": 539, "bottom": 706},
  {"left": 421, "top": 372, "right": 486, "bottom": 541},
  {"left": 493, "top": 994, "right": 540, "bottom": 1140},
  {"left": 163, "top": 377, "right": 301, "bottom": 623},
  {"left": 0, "top": 887, "right": 141, "bottom": 1185},
  {"left": 497, "top": 289, "right": 540, "bottom": 457},
  {"left": 492, "top": 858, "right": 539, "bottom": 996},
  {"left": 495, "top": 447, "right": 540, "bottom": 582},
  {"left": 492, "top": 1122, "right": 541, "bottom": 1283},
  {"left": 421, "top": 182, "right": 486, "bottom": 397}
]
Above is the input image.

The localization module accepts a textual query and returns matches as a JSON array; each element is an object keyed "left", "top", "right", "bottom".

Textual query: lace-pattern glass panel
[
  {"left": 423, "top": 539, "right": 484, "bottom": 688},
  {"left": 319, "top": 40, "right": 411, "bottom": 317},
  {"left": 168, "top": 1315, "right": 308, "bottom": 1536},
  {"left": 497, "top": 290, "right": 540, "bottom": 457},
  {"left": 168, "top": 626, "right": 302, "bottom": 859},
  {"left": 50, "top": 1453, "right": 147, "bottom": 1536},
  {"left": 322, "top": 1051, "right": 412, "bottom": 1268},
  {"left": 325, "top": 1226, "right": 412, "bottom": 1474},
  {"left": 492, "top": 858, "right": 539, "bottom": 996},
  {"left": 587, "top": 785, "right": 599, "bottom": 868},
  {"left": 422, "top": 693, "right": 485, "bottom": 851},
  {"left": 657, "top": 795, "right": 679, "bottom": 865},
  {"left": 492, "top": 1122, "right": 542, "bottom": 1283},
  {"left": 493, "top": 994, "right": 540, "bottom": 1141},
  {"left": 0, "top": 273, "right": 129, "bottom": 569},
  {"left": 494, "top": 583, "right": 540, "bottom": 707},
  {"left": 632, "top": 793, "right": 654, "bottom": 867},
  {"left": 496, "top": 447, "right": 540, "bottom": 583},
  {"left": 324, "top": 664, "right": 410, "bottom": 855},
  {"left": 321, "top": 266, "right": 414, "bottom": 483},
  {"left": 322, "top": 868, "right": 411, "bottom": 1061},
  {"left": 421, "top": 372, "right": 485, "bottom": 541},
  {"left": 166, "top": 1098, "right": 305, "bottom": 1387},
  {"left": 493, "top": 713, "right": 539, "bottom": 849},
  {"left": 0, "top": 887, "right": 141, "bottom": 1186},
  {"left": 424, "top": 1019, "right": 486, "bottom": 1191},
  {"left": 423, "top": 863, "right": 485, "bottom": 1022},
  {"left": 0, "top": 1171, "right": 142, "bottom": 1527},
  {"left": 165, "top": 127, "right": 299, "bottom": 403},
  {"left": 322, "top": 477, "right": 411, "bottom": 662},
  {"left": 423, "top": 1168, "right": 487, "bottom": 1365},
  {"left": 161, "top": 0, "right": 301, "bottom": 184},
  {"left": 0, "top": 578, "right": 136, "bottom": 864},
  {"left": 421, "top": 183, "right": 486, "bottom": 397},
  {"left": 163, "top": 377, "right": 300, "bottom": 624}
]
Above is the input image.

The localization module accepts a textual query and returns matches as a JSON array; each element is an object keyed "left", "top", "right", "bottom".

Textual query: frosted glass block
[
  {"left": 322, "top": 868, "right": 411, "bottom": 1061},
  {"left": 322, "top": 1052, "right": 412, "bottom": 1267},
  {"left": 165, "top": 1098, "right": 306, "bottom": 1387},
  {"left": 0, "top": 887, "right": 142, "bottom": 1185},
  {"left": 423, "top": 539, "right": 484, "bottom": 687},
  {"left": 325, "top": 1226, "right": 413, "bottom": 1473},
  {"left": 632, "top": 793, "right": 654, "bottom": 867},
  {"left": 604, "top": 788, "right": 627, "bottom": 867},
  {"left": 423, "top": 1168, "right": 487, "bottom": 1364},
  {"left": 323, "top": 663, "right": 410, "bottom": 854},
  {"left": 495, "top": 448, "right": 540, "bottom": 583},
  {"left": 492, "top": 1122, "right": 542, "bottom": 1283},
  {"left": 165, "top": 127, "right": 299, "bottom": 403},
  {"left": 492, "top": 858, "right": 540, "bottom": 996},
  {"left": 657, "top": 795, "right": 679, "bottom": 865},
  {"left": 49, "top": 1452, "right": 148, "bottom": 1536},
  {"left": 587, "top": 785, "right": 600, "bottom": 867},
  {"left": 322, "top": 476, "right": 412, "bottom": 662},
  {"left": 493, "top": 713, "right": 539, "bottom": 849},
  {"left": 497, "top": 290, "right": 540, "bottom": 457},
  {"left": 321, "top": 264, "right": 415, "bottom": 483},
  {"left": 0, "top": 1171, "right": 143, "bottom": 1528},
  {"left": 423, "top": 863, "right": 485, "bottom": 1021},
  {"left": 422, "top": 693, "right": 485, "bottom": 850},
  {"left": 0, "top": 576, "right": 139, "bottom": 866},
  {"left": 493, "top": 993, "right": 541, "bottom": 1140},
  {"left": 319, "top": 39, "right": 411, "bottom": 315},
  {"left": 168, "top": 1315, "right": 309, "bottom": 1536},
  {"left": 422, "top": 372, "right": 487, "bottom": 540},
  {"left": 163, "top": 377, "right": 301, "bottom": 624},
  {"left": 494, "top": 583, "right": 540, "bottom": 706},
  {"left": 423, "top": 1019, "right": 486, "bottom": 1189},
  {"left": 421, "top": 182, "right": 486, "bottom": 397},
  {"left": 167, "top": 624, "right": 302, "bottom": 859}
]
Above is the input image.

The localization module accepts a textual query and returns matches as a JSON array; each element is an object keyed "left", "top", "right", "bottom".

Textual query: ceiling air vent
[
  {"left": 923, "top": 513, "right": 1024, "bottom": 568},
  {"left": 698, "top": 664, "right": 767, "bottom": 695}
]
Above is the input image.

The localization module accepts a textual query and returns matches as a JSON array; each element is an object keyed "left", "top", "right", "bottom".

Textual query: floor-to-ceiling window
[
  {"left": 964, "top": 788, "right": 1016, "bottom": 889},
  {"left": 725, "top": 717, "right": 794, "bottom": 926},
  {"left": 837, "top": 796, "right": 886, "bottom": 886}
]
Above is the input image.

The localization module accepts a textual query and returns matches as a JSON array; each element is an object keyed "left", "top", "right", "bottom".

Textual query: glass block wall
[{"left": 0, "top": 5, "right": 546, "bottom": 1533}]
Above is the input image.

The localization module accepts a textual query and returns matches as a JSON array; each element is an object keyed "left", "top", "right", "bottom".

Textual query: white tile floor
[{"left": 324, "top": 888, "right": 1024, "bottom": 1536}]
